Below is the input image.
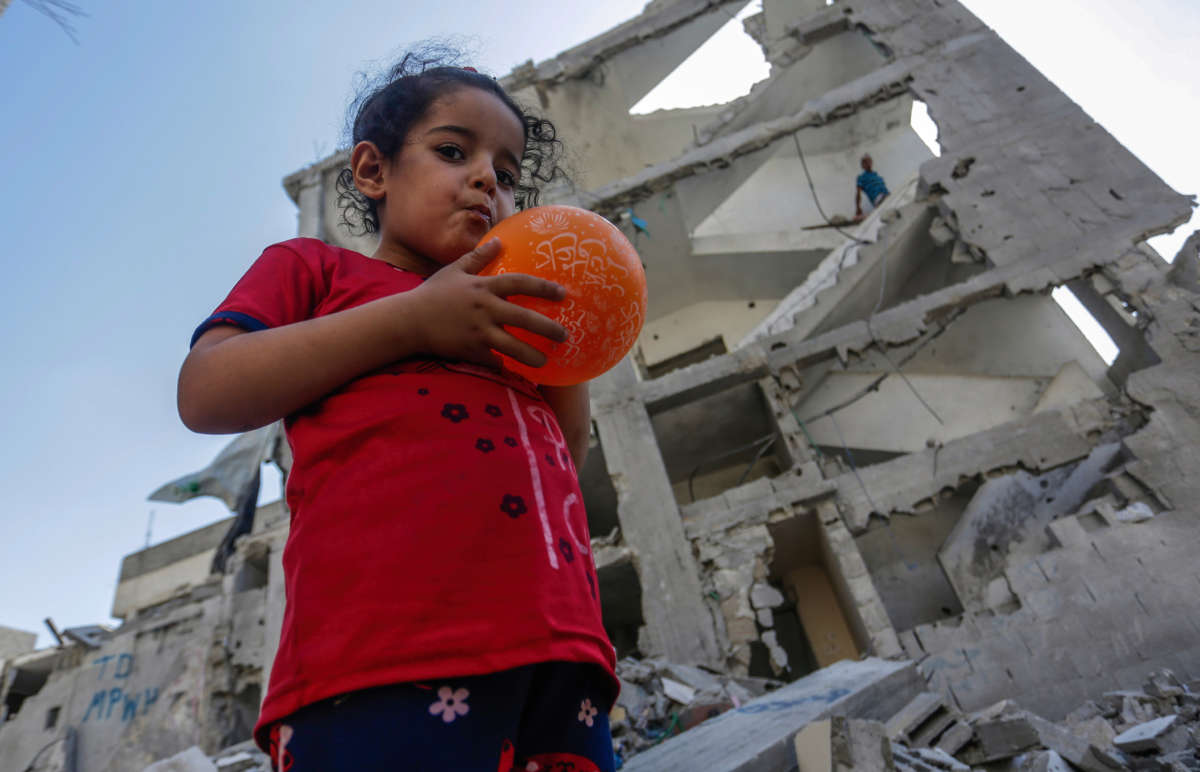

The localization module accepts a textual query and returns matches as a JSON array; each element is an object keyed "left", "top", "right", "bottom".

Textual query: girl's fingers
[
  {"left": 454, "top": 238, "right": 503, "bottom": 275},
  {"left": 488, "top": 330, "right": 550, "bottom": 369},
  {"left": 494, "top": 302, "right": 567, "bottom": 343},
  {"left": 486, "top": 272, "right": 565, "bottom": 301}
]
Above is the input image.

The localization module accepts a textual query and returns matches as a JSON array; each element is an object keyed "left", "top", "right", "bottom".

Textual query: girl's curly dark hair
[{"left": 335, "top": 45, "right": 567, "bottom": 236}]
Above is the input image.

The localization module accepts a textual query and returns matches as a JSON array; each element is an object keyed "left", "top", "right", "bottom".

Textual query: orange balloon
[{"left": 478, "top": 205, "right": 648, "bottom": 386}]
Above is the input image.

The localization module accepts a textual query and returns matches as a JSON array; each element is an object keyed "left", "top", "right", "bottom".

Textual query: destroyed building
[{"left": 3, "top": 0, "right": 1199, "bottom": 769}]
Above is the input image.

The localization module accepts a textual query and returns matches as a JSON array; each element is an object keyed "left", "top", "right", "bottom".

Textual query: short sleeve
[{"left": 190, "top": 242, "right": 326, "bottom": 347}]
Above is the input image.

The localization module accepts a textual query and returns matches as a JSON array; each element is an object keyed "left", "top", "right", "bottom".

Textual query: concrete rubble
[
  {"left": 4, "top": 0, "right": 1200, "bottom": 769},
  {"left": 610, "top": 656, "right": 785, "bottom": 760},
  {"left": 786, "top": 667, "right": 1200, "bottom": 772},
  {"left": 118, "top": 664, "right": 1200, "bottom": 771}
]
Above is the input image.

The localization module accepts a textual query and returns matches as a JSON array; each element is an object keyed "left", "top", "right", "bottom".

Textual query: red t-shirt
[{"left": 192, "top": 238, "right": 616, "bottom": 750}]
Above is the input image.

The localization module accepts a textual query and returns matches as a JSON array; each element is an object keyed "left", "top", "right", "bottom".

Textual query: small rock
[
  {"left": 661, "top": 663, "right": 724, "bottom": 694},
  {"left": 1144, "top": 669, "right": 1186, "bottom": 699},
  {"left": 1114, "top": 502, "right": 1154, "bottom": 522},
  {"left": 661, "top": 677, "right": 696, "bottom": 705},
  {"left": 1158, "top": 749, "right": 1200, "bottom": 771},
  {"left": 1120, "top": 695, "right": 1159, "bottom": 729},
  {"left": 749, "top": 582, "right": 785, "bottom": 610},
  {"left": 1068, "top": 716, "right": 1117, "bottom": 750},
  {"left": 616, "top": 677, "right": 650, "bottom": 719},
  {"left": 762, "top": 630, "right": 788, "bottom": 672},
  {"left": 615, "top": 657, "right": 654, "bottom": 683},
  {"left": 1065, "top": 700, "right": 1104, "bottom": 725}
]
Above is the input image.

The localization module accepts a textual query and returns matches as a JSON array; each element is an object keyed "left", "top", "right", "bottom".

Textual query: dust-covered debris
[{"left": 610, "top": 656, "right": 783, "bottom": 765}]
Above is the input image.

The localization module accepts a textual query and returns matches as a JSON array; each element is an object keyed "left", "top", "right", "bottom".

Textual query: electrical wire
[
  {"left": 736, "top": 434, "right": 778, "bottom": 487},
  {"left": 687, "top": 433, "right": 776, "bottom": 503},
  {"left": 828, "top": 411, "right": 879, "bottom": 514},
  {"left": 791, "top": 130, "right": 944, "bottom": 425},
  {"left": 792, "top": 132, "right": 870, "bottom": 246}
]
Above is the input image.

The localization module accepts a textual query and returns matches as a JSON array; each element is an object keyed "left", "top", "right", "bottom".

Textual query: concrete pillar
[{"left": 592, "top": 359, "right": 724, "bottom": 667}]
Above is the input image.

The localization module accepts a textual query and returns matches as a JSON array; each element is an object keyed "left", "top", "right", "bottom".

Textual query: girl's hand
[{"left": 410, "top": 238, "right": 568, "bottom": 370}]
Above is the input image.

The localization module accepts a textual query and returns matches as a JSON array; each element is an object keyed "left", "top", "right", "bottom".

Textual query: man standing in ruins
[{"left": 854, "top": 153, "right": 889, "bottom": 221}]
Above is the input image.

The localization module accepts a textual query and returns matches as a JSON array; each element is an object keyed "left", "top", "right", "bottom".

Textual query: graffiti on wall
[{"left": 80, "top": 654, "right": 159, "bottom": 722}]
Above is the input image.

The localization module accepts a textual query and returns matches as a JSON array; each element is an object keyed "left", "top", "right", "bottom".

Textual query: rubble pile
[
  {"left": 609, "top": 657, "right": 782, "bottom": 765},
  {"left": 146, "top": 666, "right": 1199, "bottom": 771},
  {"left": 811, "top": 668, "right": 1200, "bottom": 772},
  {"left": 143, "top": 741, "right": 269, "bottom": 772}
]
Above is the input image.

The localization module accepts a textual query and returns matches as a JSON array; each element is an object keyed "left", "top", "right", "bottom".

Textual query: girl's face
[{"left": 366, "top": 87, "right": 526, "bottom": 275}]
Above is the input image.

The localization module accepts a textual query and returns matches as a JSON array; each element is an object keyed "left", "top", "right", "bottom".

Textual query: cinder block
[
  {"left": 935, "top": 720, "right": 974, "bottom": 756},
  {"left": 835, "top": 552, "right": 870, "bottom": 581},
  {"left": 1089, "top": 527, "right": 1165, "bottom": 564},
  {"left": 1015, "top": 617, "right": 1090, "bottom": 656},
  {"left": 1005, "top": 561, "right": 1049, "bottom": 596},
  {"left": 1021, "top": 587, "right": 1068, "bottom": 620},
  {"left": 1044, "top": 516, "right": 1090, "bottom": 550},
  {"left": 973, "top": 714, "right": 1040, "bottom": 762},
  {"left": 856, "top": 599, "right": 894, "bottom": 638},
  {"left": 1131, "top": 583, "right": 1200, "bottom": 619},
  {"left": 871, "top": 628, "right": 904, "bottom": 660},
  {"left": 885, "top": 691, "right": 944, "bottom": 741},
  {"left": 1075, "top": 573, "right": 1135, "bottom": 606},
  {"left": 913, "top": 619, "right": 975, "bottom": 654}
]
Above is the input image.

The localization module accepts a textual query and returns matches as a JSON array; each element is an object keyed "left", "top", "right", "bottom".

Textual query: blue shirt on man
[{"left": 856, "top": 170, "right": 889, "bottom": 204}]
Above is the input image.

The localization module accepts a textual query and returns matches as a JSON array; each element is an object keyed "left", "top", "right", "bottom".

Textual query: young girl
[{"left": 178, "top": 52, "right": 618, "bottom": 772}]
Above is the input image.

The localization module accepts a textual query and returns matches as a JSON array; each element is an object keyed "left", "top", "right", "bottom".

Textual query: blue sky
[{"left": 0, "top": 0, "right": 1195, "bottom": 647}]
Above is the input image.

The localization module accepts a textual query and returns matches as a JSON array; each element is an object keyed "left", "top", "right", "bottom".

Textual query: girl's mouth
[{"left": 466, "top": 206, "right": 493, "bottom": 227}]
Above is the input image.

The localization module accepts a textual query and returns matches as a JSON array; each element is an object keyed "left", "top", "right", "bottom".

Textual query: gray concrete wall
[
  {"left": 0, "top": 625, "right": 37, "bottom": 660},
  {"left": 112, "top": 517, "right": 232, "bottom": 620},
  {"left": 906, "top": 510, "right": 1200, "bottom": 720}
]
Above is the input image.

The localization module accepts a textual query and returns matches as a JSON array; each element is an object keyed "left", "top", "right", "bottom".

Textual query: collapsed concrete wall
[{"left": 3, "top": 0, "right": 1198, "bottom": 768}]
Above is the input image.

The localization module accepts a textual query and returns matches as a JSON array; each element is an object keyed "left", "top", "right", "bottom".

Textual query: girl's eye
[
  {"left": 497, "top": 169, "right": 516, "bottom": 187},
  {"left": 436, "top": 145, "right": 464, "bottom": 161}
]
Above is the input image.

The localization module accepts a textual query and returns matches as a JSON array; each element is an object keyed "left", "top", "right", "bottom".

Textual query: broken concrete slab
[
  {"left": 975, "top": 715, "right": 1042, "bottom": 762},
  {"left": 142, "top": 747, "right": 218, "bottom": 772},
  {"left": 622, "top": 658, "right": 921, "bottom": 772},
  {"left": 972, "top": 708, "right": 1130, "bottom": 772},
  {"left": 938, "top": 442, "right": 1121, "bottom": 611},
  {"left": 1113, "top": 715, "right": 1186, "bottom": 754}
]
